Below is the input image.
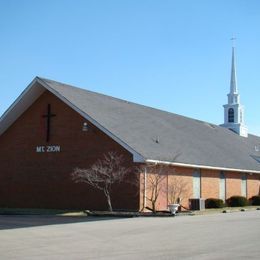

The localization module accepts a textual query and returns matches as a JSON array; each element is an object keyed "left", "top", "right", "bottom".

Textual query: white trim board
[{"left": 145, "top": 159, "right": 260, "bottom": 174}]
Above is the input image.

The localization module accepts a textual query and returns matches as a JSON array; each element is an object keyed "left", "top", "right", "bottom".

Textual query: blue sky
[{"left": 0, "top": 0, "right": 260, "bottom": 135}]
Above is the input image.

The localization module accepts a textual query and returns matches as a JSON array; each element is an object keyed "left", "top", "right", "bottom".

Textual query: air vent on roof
[{"left": 152, "top": 136, "right": 160, "bottom": 144}]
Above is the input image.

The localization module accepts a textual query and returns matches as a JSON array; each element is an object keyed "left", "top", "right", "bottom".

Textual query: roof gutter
[{"left": 145, "top": 159, "right": 260, "bottom": 174}]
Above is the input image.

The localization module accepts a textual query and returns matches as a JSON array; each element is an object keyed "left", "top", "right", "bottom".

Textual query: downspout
[
  {"left": 143, "top": 166, "right": 147, "bottom": 209},
  {"left": 166, "top": 170, "right": 169, "bottom": 206},
  {"left": 224, "top": 173, "right": 227, "bottom": 201},
  {"left": 199, "top": 169, "right": 202, "bottom": 198}
]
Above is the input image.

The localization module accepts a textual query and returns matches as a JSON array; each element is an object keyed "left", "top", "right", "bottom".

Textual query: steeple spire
[{"left": 230, "top": 47, "right": 238, "bottom": 94}]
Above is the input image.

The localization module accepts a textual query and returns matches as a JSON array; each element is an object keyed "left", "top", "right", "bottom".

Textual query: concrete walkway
[{"left": 0, "top": 211, "right": 259, "bottom": 259}]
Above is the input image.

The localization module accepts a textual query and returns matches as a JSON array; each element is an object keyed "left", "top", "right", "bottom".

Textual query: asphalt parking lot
[{"left": 0, "top": 211, "right": 259, "bottom": 259}]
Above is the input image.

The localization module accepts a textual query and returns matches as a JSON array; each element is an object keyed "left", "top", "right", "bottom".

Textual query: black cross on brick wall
[{"left": 42, "top": 104, "right": 56, "bottom": 142}]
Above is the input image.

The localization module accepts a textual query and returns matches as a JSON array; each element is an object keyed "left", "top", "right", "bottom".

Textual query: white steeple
[{"left": 220, "top": 46, "right": 248, "bottom": 137}]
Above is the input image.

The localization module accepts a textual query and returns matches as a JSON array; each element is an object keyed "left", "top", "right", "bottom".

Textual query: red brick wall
[
  {"left": 201, "top": 171, "right": 260, "bottom": 201},
  {"left": 201, "top": 170, "right": 220, "bottom": 199},
  {"left": 225, "top": 172, "right": 242, "bottom": 198},
  {"left": 139, "top": 166, "right": 193, "bottom": 211},
  {"left": 247, "top": 174, "right": 260, "bottom": 198},
  {"left": 139, "top": 166, "right": 260, "bottom": 211},
  {"left": 138, "top": 165, "right": 168, "bottom": 211},
  {"left": 169, "top": 167, "right": 193, "bottom": 208},
  {"left": 0, "top": 91, "right": 139, "bottom": 210}
]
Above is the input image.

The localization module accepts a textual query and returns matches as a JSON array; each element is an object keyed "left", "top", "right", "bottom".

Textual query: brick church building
[{"left": 0, "top": 48, "right": 259, "bottom": 211}]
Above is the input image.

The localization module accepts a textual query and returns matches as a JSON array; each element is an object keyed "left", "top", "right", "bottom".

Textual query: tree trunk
[
  {"left": 104, "top": 189, "right": 113, "bottom": 212},
  {"left": 152, "top": 201, "right": 156, "bottom": 213}
]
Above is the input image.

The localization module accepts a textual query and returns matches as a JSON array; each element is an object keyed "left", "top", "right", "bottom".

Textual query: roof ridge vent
[{"left": 152, "top": 136, "right": 160, "bottom": 144}]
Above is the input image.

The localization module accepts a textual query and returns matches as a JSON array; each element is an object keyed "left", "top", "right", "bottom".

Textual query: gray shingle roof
[{"left": 39, "top": 77, "right": 260, "bottom": 172}]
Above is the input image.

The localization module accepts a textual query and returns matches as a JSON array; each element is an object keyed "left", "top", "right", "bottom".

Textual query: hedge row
[{"left": 205, "top": 195, "right": 260, "bottom": 208}]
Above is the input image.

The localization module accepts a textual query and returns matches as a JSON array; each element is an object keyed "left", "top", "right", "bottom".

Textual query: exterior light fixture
[{"left": 82, "top": 122, "right": 88, "bottom": 132}]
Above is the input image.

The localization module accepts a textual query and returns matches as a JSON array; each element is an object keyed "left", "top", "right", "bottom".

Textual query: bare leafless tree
[
  {"left": 139, "top": 162, "right": 189, "bottom": 212},
  {"left": 141, "top": 164, "right": 168, "bottom": 213},
  {"left": 71, "top": 152, "right": 130, "bottom": 211},
  {"left": 167, "top": 175, "right": 189, "bottom": 204}
]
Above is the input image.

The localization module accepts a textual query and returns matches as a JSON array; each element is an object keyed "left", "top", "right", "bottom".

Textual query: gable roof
[{"left": 1, "top": 77, "right": 260, "bottom": 173}]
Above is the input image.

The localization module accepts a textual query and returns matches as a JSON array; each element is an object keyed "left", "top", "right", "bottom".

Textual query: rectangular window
[
  {"left": 193, "top": 169, "right": 201, "bottom": 198},
  {"left": 241, "top": 174, "right": 247, "bottom": 197},
  {"left": 219, "top": 171, "right": 226, "bottom": 201}
]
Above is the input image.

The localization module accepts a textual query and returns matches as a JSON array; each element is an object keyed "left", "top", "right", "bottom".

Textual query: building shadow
[{"left": 0, "top": 215, "right": 126, "bottom": 230}]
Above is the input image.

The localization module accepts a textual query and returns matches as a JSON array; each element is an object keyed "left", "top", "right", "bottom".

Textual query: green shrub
[
  {"left": 250, "top": 196, "right": 260, "bottom": 206},
  {"left": 227, "top": 196, "right": 249, "bottom": 207},
  {"left": 205, "top": 198, "right": 224, "bottom": 208}
]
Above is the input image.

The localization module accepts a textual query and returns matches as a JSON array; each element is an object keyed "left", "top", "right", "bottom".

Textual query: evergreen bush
[
  {"left": 227, "top": 196, "right": 249, "bottom": 207},
  {"left": 205, "top": 198, "right": 224, "bottom": 208},
  {"left": 250, "top": 195, "right": 260, "bottom": 206}
]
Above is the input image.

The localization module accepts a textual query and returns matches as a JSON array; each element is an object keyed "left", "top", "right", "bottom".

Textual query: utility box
[{"left": 189, "top": 198, "right": 205, "bottom": 210}]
